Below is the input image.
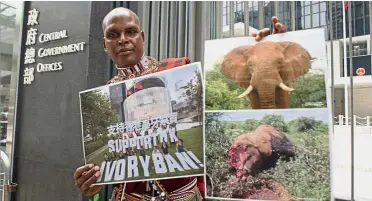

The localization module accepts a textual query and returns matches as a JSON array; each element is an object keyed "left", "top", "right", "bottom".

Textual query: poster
[
  {"left": 203, "top": 28, "right": 332, "bottom": 201},
  {"left": 204, "top": 28, "right": 328, "bottom": 110},
  {"left": 205, "top": 109, "right": 331, "bottom": 200},
  {"left": 79, "top": 63, "right": 204, "bottom": 185}
]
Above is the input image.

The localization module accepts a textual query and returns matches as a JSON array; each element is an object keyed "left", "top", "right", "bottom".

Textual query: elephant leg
[
  {"left": 249, "top": 90, "right": 261, "bottom": 109},
  {"left": 275, "top": 88, "right": 289, "bottom": 109}
]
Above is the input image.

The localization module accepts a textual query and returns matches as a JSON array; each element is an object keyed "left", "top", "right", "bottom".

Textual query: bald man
[{"left": 73, "top": 7, "right": 286, "bottom": 201}]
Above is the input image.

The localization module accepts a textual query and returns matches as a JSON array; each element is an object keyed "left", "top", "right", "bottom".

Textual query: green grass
[
  {"left": 90, "top": 126, "right": 204, "bottom": 182},
  {"left": 85, "top": 135, "right": 109, "bottom": 156}
]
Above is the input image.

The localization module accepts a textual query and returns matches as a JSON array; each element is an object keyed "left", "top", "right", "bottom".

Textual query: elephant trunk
[
  {"left": 237, "top": 69, "right": 295, "bottom": 109},
  {"left": 257, "top": 84, "right": 277, "bottom": 109}
]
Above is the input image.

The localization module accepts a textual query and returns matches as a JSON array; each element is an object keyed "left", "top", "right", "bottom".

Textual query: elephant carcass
[
  {"left": 228, "top": 125, "right": 295, "bottom": 181},
  {"left": 221, "top": 41, "right": 312, "bottom": 109}
]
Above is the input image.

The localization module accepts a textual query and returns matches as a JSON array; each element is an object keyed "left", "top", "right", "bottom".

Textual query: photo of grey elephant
[{"left": 204, "top": 28, "right": 328, "bottom": 110}]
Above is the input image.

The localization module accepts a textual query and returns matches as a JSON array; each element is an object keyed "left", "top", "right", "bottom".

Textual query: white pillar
[
  {"left": 342, "top": 1, "right": 349, "bottom": 126},
  {"left": 339, "top": 115, "right": 344, "bottom": 126},
  {"left": 345, "top": 84, "right": 349, "bottom": 125}
]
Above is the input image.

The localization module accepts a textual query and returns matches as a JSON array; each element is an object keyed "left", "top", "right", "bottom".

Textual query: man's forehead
[{"left": 103, "top": 8, "right": 140, "bottom": 31}]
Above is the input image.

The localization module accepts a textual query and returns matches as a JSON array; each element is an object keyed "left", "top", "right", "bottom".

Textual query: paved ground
[{"left": 86, "top": 144, "right": 108, "bottom": 162}]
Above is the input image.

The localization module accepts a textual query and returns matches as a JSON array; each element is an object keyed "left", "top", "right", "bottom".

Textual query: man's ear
[
  {"left": 141, "top": 31, "right": 145, "bottom": 44},
  {"left": 103, "top": 38, "right": 108, "bottom": 52}
]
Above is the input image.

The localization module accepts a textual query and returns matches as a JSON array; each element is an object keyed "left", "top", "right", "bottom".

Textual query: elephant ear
[
  {"left": 221, "top": 45, "right": 254, "bottom": 88},
  {"left": 278, "top": 41, "right": 311, "bottom": 79}
]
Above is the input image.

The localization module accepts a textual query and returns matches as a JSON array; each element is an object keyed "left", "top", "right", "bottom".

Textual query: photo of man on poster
[{"left": 73, "top": 7, "right": 286, "bottom": 201}]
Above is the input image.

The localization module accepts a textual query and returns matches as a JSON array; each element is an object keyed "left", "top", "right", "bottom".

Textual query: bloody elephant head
[
  {"left": 228, "top": 125, "right": 295, "bottom": 181},
  {"left": 228, "top": 136, "right": 263, "bottom": 181},
  {"left": 221, "top": 41, "right": 312, "bottom": 109}
]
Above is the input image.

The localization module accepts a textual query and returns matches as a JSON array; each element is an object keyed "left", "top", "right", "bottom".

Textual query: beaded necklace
[
  {"left": 120, "top": 177, "right": 202, "bottom": 201},
  {"left": 107, "top": 54, "right": 159, "bottom": 84}
]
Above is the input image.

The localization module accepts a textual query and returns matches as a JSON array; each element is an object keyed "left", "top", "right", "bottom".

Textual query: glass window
[
  {"left": 320, "top": 12, "right": 327, "bottom": 26},
  {"left": 265, "top": 17, "right": 271, "bottom": 28},
  {"left": 365, "top": 18, "right": 370, "bottom": 36},
  {"left": 354, "top": 2, "right": 363, "bottom": 18},
  {"left": 304, "top": 5, "right": 311, "bottom": 15},
  {"left": 236, "top": 2, "right": 242, "bottom": 11},
  {"left": 304, "top": 1, "right": 311, "bottom": 6},
  {"left": 313, "top": 13, "right": 320, "bottom": 27},
  {"left": 252, "top": 1, "right": 258, "bottom": 8},
  {"left": 354, "top": 18, "right": 364, "bottom": 36},
  {"left": 305, "top": 15, "right": 311, "bottom": 28},
  {"left": 301, "top": 16, "right": 305, "bottom": 29},
  {"left": 364, "top": 2, "right": 369, "bottom": 15},
  {"left": 312, "top": 2, "right": 319, "bottom": 13},
  {"left": 320, "top": 2, "right": 327, "bottom": 12}
]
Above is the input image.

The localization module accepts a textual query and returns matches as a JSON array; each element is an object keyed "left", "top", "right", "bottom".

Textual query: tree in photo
[
  {"left": 289, "top": 72, "right": 326, "bottom": 108},
  {"left": 293, "top": 116, "right": 321, "bottom": 132},
  {"left": 81, "top": 90, "right": 119, "bottom": 143},
  {"left": 180, "top": 69, "right": 203, "bottom": 125},
  {"left": 261, "top": 114, "right": 288, "bottom": 132},
  {"left": 243, "top": 119, "right": 261, "bottom": 132},
  {"left": 205, "top": 113, "right": 233, "bottom": 197},
  {"left": 205, "top": 59, "right": 251, "bottom": 110}
]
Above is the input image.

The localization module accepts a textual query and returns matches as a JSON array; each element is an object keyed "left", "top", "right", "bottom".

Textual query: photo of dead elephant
[
  {"left": 205, "top": 109, "right": 331, "bottom": 201},
  {"left": 204, "top": 28, "right": 327, "bottom": 110}
]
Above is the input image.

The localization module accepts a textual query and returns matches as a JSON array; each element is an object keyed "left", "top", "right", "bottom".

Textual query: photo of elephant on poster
[
  {"left": 204, "top": 28, "right": 327, "bottom": 110},
  {"left": 205, "top": 109, "right": 331, "bottom": 201}
]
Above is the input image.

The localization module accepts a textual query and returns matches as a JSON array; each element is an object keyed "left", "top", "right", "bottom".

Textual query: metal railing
[{"left": 334, "top": 115, "right": 372, "bottom": 127}]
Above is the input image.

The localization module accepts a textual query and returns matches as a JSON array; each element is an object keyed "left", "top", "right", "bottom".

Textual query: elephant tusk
[
  {"left": 279, "top": 83, "right": 294, "bottom": 92},
  {"left": 238, "top": 85, "right": 253, "bottom": 98}
]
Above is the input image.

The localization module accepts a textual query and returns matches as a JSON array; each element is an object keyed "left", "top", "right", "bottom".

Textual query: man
[{"left": 73, "top": 7, "right": 286, "bottom": 201}]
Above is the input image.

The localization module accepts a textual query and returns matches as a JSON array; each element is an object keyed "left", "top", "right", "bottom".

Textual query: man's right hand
[{"left": 74, "top": 164, "right": 103, "bottom": 196}]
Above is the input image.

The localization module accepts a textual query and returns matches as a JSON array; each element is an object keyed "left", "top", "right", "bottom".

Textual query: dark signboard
[{"left": 346, "top": 55, "right": 372, "bottom": 76}]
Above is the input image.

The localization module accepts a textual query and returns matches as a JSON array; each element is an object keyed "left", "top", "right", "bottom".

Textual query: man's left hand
[{"left": 252, "top": 16, "right": 287, "bottom": 41}]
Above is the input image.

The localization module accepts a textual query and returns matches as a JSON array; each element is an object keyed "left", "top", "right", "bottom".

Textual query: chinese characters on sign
[
  {"left": 106, "top": 112, "right": 178, "bottom": 135},
  {"left": 24, "top": 47, "right": 35, "bottom": 64},
  {"left": 23, "top": 8, "right": 86, "bottom": 85},
  {"left": 27, "top": 9, "right": 39, "bottom": 26},
  {"left": 23, "top": 68, "right": 35, "bottom": 85},
  {"left": 23, "top": 9, "right": 39, "bottom": 85},
  {"left": 25, "top": 28, "right": 37, "bottom": 46}
]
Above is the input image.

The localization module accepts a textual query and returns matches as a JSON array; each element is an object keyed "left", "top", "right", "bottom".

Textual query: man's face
[{"left": 103, "top": 13, "right": 144, "bottom": 67}]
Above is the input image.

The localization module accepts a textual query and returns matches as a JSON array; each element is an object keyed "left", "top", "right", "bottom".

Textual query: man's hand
[
  {"left": 74, "top": 164, "right": 103, "bottom": 196},
  {"left": 252, "top": 16, "right": 287, "bottom": 41}
]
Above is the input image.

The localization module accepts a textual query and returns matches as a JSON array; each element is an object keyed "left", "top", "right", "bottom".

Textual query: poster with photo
[
  {"left": 205, "top": 109, "right": 331, "bottom": 201},
  {"left": 204, "top": 28, "right": 328, "bottom": 110},
  {"left": 79, "top": 63, "right": 204, "bottom": 185},
  {"left": 203, "top": 28, "right": 333, "bottom": 201}
]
